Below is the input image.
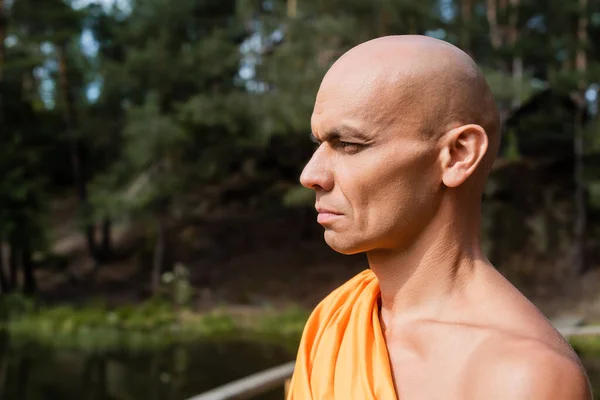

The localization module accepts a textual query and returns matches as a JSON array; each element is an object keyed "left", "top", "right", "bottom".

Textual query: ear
[{"left": 439, "top": 124, "right": 488, "bottom": 188}]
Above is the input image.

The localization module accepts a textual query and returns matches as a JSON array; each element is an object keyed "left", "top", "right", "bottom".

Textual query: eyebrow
[{"left": 311, "top": 125, "right": 370, "bottom": 143}]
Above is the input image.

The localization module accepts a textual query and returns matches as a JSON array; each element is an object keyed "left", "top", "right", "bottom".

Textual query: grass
[
  {"left": 570, "top": 336, "right": 600, "bottom": 357},
  {"left": 0, "top": 293, "right": 309, "bottom": 352}
]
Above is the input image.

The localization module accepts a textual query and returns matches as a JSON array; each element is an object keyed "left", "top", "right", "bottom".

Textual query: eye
[{"left": 334, "top": 141, "right": 361, "bottom": 154}]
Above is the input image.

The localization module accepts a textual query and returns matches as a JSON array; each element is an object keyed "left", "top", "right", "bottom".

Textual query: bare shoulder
[{"left": 468, "top": 334, "right": 592, "bottom": 400}]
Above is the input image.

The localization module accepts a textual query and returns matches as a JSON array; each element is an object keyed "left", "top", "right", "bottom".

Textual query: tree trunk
[
  {"left": 508, "top": 0, "right": 521, "bottom": 108},
  {"left": 0, "top": 0, "right": 6, "bottom": 134},
  {"left": 547, "top": 65, "right": 556, "bottom": 85},
  {"left": 507, "top": 0, "right": 520, "bottom": 46},
  {"left": 152, "top": 217, "right": 165, "bottom": 295},
  {"left": 21, "top": 244, "right": 35, "bottom": 294},
  {"left": 57, "top": 44, "right": 97, "bottom": 262},
  {"left": 97, "top": 357, "right": 108, "bottom": 399},
  {"left": 487, "top": 0, "right": 501, "bottom": 50},
  {"left": 0, "top": 0, "right": 5, "bottom": 77},
  {"left": 460, "top": 0, "right": 473, "bottom": 54},
  {"left": 15, "top": 356, "right": 31, "bottom": 400},
  {"left": 150, "top": 354, "right": 162, "bottom": 400},
  {"left": 574, "top": 0, "right": 588, "bottom": 274},
  {"left": 0, "top": 5, "right": 7, "bottom": 293},
  {"left": 0, "top": 351, "right": 7, "bottom": 399},
  {"left": 8, "top": 242, "right": 19, "bottom": 291},
  {"left": 100, "top": 217, "right": 112, "bottom": 261},
  {"left": 511, "top": 57, "right": 523, "bottom": 107},
  {"left": 408, "top": 16, "right": 417, "bottom": 35},
  {"left": 576, "top": 0, "right": 588, "bottom": 76},
  {"left": 379, "top": 1, "right": 389, "bottom": 37},
  {"left": 82, "top": 356, "right": 95, "bottom": 395},
  {"left": 0, "top": 241, "right": 8, "bottom": 294},
  {"left": 0, "top": 2, "right": 6, "bottom": 293},
  {"left": 287, "top": 0, "right": 297, "bottom": 18}
]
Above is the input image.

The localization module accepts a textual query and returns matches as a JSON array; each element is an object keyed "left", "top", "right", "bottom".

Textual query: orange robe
[{"left": 287, "top": 269, "right": 398, "bottom": 399}]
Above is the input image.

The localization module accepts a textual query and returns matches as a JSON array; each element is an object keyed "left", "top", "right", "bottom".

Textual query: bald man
[{"left": 286, "top": 35, "right": 592, "bottom": 399}]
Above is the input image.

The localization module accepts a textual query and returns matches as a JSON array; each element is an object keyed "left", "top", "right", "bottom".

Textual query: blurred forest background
[{"left": 1, "top": 0, "right": 600, "bottom": 399}]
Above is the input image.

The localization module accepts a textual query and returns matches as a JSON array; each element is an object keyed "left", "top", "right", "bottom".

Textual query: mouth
[{"left": 315, "top": 206, "right": 343, "bottom": 224}]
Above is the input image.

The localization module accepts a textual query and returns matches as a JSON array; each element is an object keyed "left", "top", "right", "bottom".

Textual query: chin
[{"left": 323, "top": 230, "right": 368, "bottom": 255}]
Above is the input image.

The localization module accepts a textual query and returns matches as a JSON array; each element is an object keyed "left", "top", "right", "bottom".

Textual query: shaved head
[
  {"left": 315, "top": 35, "right": 500, "bottom": 176},
  {"left": 302, "top": 35, "right": 501, "bottom": 254}
]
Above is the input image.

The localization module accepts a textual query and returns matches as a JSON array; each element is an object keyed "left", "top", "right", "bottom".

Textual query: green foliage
[
  {"left": 194, "top": 311, "right": 238, "bottom": 335},
  {"left": 86, "top": 0, "right": 254, "bottom": 235},
  {"left": 6, "top": 0, "right": 600, "bottom": 236},
  {"left": 1, "top": 296, "right": 310, "bottom": 352},
  {"left": 282, "top": 185, "right": 314, "bottom": 207},
  {"left": 0, "top": 293, "right": 36, "bottom": 320},
  {"left": 11, "top": 0, "right": 83, "bottom": 44},
  {"left": 570, "top": 336, "right": 600, "bottom": 357},
  {"left": 160, "top": 263, "right": 194, "bottom": 308},
  {"left": 257, "top": 305, "right": 310, "bottom": 337},
  {"left": 502, "top": 129, "right": 521, "bottom": 161},
  {"left": 0, "top": 0, "right": 600, "bottom": 324},
  {"left": 590, "top": 181, "right": 600, "bottom": 209},
  {"left": 4, "top": 298, "right": 176, "bottom": 333},
  {"left": 482, "top": 67, "right": 544, "bottom": 107}
]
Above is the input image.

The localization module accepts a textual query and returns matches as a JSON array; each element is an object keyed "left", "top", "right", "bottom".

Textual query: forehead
[{"left": 311, "top": 70, "right": 411, "bottom": 139}]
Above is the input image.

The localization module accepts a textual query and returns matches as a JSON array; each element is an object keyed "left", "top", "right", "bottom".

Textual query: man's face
[{"left": 300, "top": 70, "right": 443, "bottom": 254}]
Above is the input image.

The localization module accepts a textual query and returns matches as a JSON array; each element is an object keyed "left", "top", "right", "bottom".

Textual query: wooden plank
[
  {"left": 551, "top": 315, "right": 585, "bottom": 330},
  {"left": 559, "top": 325, "right": 600, "bottom": 337},
  {"left": 185, "top": 361, "right": 295, "bottom": 400}
]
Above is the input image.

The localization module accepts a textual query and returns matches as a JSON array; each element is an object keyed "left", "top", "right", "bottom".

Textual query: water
[
  {"left": 0, "top": 334, "right": 598, "bottom": 400},
  {"left": 0, "top": 334, "right": 295, "bottom": 400}
]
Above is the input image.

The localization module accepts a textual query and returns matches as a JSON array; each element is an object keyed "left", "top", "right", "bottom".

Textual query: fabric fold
[{"left": 287, "top": 269, "right": 398, "bottom": 400}]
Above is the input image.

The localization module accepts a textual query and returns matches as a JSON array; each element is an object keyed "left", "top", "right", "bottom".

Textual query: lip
[{"left": 316, "top": 206, "right": 343, "bottom": 224}]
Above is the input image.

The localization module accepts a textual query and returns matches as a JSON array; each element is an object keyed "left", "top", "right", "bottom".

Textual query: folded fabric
[{"left": 287, "top": 269, "right": 397, "bottom": 399}]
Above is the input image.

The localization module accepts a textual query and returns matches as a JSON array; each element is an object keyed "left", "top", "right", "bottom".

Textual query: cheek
[
  {"left": 338, "top": 149, "right": 438, "bottom": 229},
  {"left": 366, "top": 165, "right": 420, "bottom": 229},
  {"left": 333, "top": 156, "right": 377, "bottom": 216}
]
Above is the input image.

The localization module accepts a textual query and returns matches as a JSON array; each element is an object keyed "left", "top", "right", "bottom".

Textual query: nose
[{"left": 300, "top": 145, "right": 334, "bottom": 192}]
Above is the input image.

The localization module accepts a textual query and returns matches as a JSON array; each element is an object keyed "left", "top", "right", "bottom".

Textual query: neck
[{"left": 368, "top": 198, "right": 488, "bottom": 326}]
